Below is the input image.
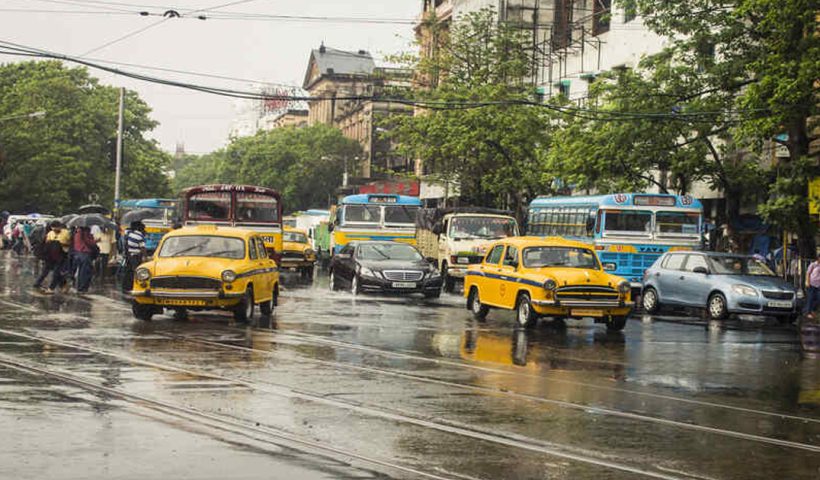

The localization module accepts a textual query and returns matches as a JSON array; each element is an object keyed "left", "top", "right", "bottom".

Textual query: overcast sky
[{"left": 0, "top": 0, "right": 420, "bottom": 154}]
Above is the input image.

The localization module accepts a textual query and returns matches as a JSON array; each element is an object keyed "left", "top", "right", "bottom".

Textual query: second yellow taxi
[
  {"left": 131, "top": 225, "right": 280, "bottom": 323},
  {"left": 463, "top": 237, "right": 634, "bottom": 330},
  {"left": 280, "top": 227, "right": 317, "bottom": 278}
]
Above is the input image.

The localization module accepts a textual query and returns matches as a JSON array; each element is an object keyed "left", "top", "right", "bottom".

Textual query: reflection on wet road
[{"left": 1, "top": 252, "right": 819, "bottom": 479}]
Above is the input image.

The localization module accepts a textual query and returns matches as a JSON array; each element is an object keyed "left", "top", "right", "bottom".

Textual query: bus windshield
[
  {"left": 236, "top": 192, "right": 279, "bottom": 223},
  {"left": 450, "top": 216, "right": 517, "bottom": 240},
  {"left": 189, "top": 192, "right": 231, "bottom": 221},
  {"left": 522, "top": 247, "right": 599, "bottom": 269},
  {"left": 604, "top": 210, "right": 652, "bottom": 234},
  {"left": 344, "top": 205, "right": 381, "bottom": 225},
  {"left": 384, "top": 205, "right": 419, "bottom": 225},
  {"left": 656, "top": 211, "right": 700, "bottom": 235}
]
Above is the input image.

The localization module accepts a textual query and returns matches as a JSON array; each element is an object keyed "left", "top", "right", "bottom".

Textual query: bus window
[
  {"left": 189, "top": 192, "right": 231, "bottom": 221},
  {"left": 344, "top": 205, "right": 381, "bottom": 224},
  {"left": 384, "top": 205, "right": 419, "bottom": 225},
  {"left": 236, "top": 192, "right": 279, "bottom": 223},
  {"left": 585, "top": 208, "right": 597, "bottom": 237},
  {"left": 605, "top": 210, "right": 652, "bottom": 233},
  {"left": 656, "top": 211, "right": 700, "bottom": 234}
]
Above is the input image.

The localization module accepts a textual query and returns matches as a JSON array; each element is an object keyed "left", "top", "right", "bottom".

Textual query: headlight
[
  {"left": 543, "top": 279, "right": 557, "bottom": 291},
  {"left": 731, "top": 284, "right": 758, "bottom": 296},
  {"left": 359, "top": 266, "right": 379, "bottom": 278},
  {"left": 428, "top": 269, "right": 441, "bottom": 278},
  {"left": 305, "top": 248, "right": 315, "bottom": 256},
  {"left": 618, "top": 281, "right": 631, "bottom": 294},
  {"left": 221, "top": 270, "right": 237, "bottom": 283},
  {"left": 135, "top": 268, "right": 151, "bottom": 282},
  {"left": 797, "top": 290, "right": 806, "bottom": 299}
]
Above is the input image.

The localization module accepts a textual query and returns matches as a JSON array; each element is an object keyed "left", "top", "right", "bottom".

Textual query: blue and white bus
[
  {"left": 527, "top": 193, "right": 703, "bottom": 289},
  {"left": 330, "top": 194, "right": 422, "bottom": 254}
]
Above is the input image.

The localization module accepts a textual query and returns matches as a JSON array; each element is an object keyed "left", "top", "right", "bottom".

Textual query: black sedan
[{"left": 329, "top": 241, "right": 443, "bottom": 298}]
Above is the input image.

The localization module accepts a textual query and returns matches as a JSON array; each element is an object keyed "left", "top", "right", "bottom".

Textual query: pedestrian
[
  {"left": 11, "top": 221, "right": 23, "bottom": 255},
  {"left": 72, "top": 226, "right": 98, "bottom": 294},
  {"left": 34, "top": 221, "right": 70, "bottom": 294},
  {"left": 804, "top": 252, "right": 820, "bottom": 319},
  {"left": 752, "top": 249, "right": 766, "bottom": 264},
  {"left": 92, "top": 225, "right": 115, "bottom": 279},
  {"left": 121, "top": 221, "right": 146, "bottom": 292}
]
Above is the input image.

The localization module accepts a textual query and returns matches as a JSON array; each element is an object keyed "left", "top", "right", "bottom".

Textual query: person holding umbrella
[
  {"left": 72, "top": 226, "right": 98, "bottom": 294},
  {"left": 121, "top": 221, "right": 146, "bottom": 292}
]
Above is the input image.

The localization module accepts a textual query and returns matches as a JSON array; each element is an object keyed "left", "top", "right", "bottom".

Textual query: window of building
[{"left": 593, "top": 0, "right": 611, "bottom": 36}]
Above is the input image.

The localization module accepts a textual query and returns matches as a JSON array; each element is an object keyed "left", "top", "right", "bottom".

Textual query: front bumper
[
  {"left": 131, "top": 289, "right": 244, "bottom": 307},
  {"left": 531, "top": 298, "right": 634, "bottom": 317},
  {"left": 446, "top": 264, "right": 470, "bottom": 279},
  {"left": 358, "top": 275, "right": 443, "bottom": 294},
  {"left": 280, "top": 259, "right": 315, "bottom": 269},
  {"left": 728, "top": 295, "right": 798, "bottom": 316}
]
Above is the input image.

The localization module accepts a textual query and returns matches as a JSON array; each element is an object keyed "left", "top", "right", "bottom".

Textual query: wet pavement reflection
[{"left": 1, "top": 252, "right": 819, "bottom": 479}]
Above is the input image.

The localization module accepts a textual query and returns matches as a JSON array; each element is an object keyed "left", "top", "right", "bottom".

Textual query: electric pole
[{"left": 113, "top": 87, "right": 125, "bottom": 213}]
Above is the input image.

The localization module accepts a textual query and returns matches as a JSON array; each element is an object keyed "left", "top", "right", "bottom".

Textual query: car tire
[
  {"left": 329, "top": 270, "right": 339, "bottom": 291},
  {"left": 515, "top": 292, "right": 538, "bottom": 329},
  {"left": 132, "top": 303, "right": 155, "bottom": 322},
  {"left": 351, "top": 274, "right": 361, "bottom": 295},
  {"left": 442, "top": 263, "right": 455, "bottom": 293},
  {"left": 425, "top": 290, "right": 441, "bottom": 299},
  {"left": 606, "top": 315, "right": 628, "bottom": 332},
  {"left": 172, "top": 308, "right": 188, "bottom": 321},
  {"left": 642, "top": 287, "right": 661, "bottom": 314},
  {"left": 467, "top": 287, "right": 489, "bottom": 321},
  {"left": 707, "top": 292, "right": 729, "bottom": 320},
  {"left": 259, "top": 289, "right": 274, "bottom": 316},
  {"left": 234, "top": 288, "right": 254, "bottom": 322}
]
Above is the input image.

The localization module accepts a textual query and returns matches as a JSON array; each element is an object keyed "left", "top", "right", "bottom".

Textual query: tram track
[{"left": 0, "top": 327, "right": 700, "bottom": 480}]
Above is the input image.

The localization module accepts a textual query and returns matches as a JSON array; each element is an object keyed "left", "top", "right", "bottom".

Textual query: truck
[{"left": 415, "top": 208, "right": 519, "bottom": 292}]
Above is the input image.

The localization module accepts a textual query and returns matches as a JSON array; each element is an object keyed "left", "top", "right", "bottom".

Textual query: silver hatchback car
[{"left": 642, "top": 252, "right": 801, "bottom": 322}]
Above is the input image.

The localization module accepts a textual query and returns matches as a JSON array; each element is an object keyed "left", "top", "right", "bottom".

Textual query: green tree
[
  {"left": 173, "top": 124, "right": 361, "bottom": 212},
  {"left": 387, "top": 8, "right": 555, "bottom": 219},
  {"left": 0, "top": 60, "right": 171, "bottom": 213},
  {"left": 623, "top": 0, "right": 819, "bottom": 251}
]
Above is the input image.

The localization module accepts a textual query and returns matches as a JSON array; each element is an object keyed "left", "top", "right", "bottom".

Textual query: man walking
[
  {"left": 72, "top": 226, "right": 97, "bottom": 294},
  {"left": 35, "top": 221, "right": 71, "bottom": 293},
  {"left": 121, "top": 221, "right": 146, "bottom": 292},
  {"left": 804, "top": 252, "right": 820, "bottom": 319}
]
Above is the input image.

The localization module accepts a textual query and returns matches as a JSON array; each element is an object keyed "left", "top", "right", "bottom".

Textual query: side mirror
[
  {"left": 693, "top": 266, "right": 709, "bottom": 275},
  {"left": 603, "top": 262, "right": 617, "bottom": 272}
]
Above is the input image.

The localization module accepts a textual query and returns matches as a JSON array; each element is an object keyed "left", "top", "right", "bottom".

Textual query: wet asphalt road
[{"left": 1, "top": 252, "right": 819, "bottom": 480}]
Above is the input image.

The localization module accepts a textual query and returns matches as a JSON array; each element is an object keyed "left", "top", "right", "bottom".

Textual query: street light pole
[
  {"left": 113, "top": 87, "right": 125, "bottom": 212},
  {"left": 0, "top": 111, "right": 46, "bottom": 123}
]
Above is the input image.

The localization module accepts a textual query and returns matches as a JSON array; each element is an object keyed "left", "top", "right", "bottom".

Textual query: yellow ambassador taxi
[
  {"left": 464, "top": 237, "right": 634, "bottom": 330},
  {"left": 131, "top": 225, "right": 280, "bottom": 323},
  {"left": 281, "top": 227, "right": 317, "bottom": 278}
]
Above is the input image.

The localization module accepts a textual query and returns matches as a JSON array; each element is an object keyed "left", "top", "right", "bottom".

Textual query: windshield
[
  {"left": 236, "top": 192, "right": 279, "bottom": 223},
  {"left": 522, "top": 247, "right": 599, "bottom": 269},
  {"left": 358, "top": 243, "right": 422, "bottom": 261},
  {"left": 656, "top": 211, "right": 700, "bottom": 235},
  {"left": 158, "top": 235, "right": 245, "bottom": 259},
  {"left": 604, "top": 210, "right": 652, "bottom": 234},
  {"left": 188, "top": 192, "right": 231, "bottom": 221},
  {"left": 384, "top": 205, "right": 419, "bottom": 225},
  {"left": 284, "top": 231, "right": 308, "bottom": 243},
  {"left": 343, "top": 205, "right": 382, "bottom": 225},
  {"left": 709, "top": 256, "right": 775, "bottom": 276},
  {"left": 450, "top": 216, "right": 517, "bottom": 240}
]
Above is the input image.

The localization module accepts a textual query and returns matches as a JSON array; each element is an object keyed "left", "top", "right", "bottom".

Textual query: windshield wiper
[
  {"left": 171, "top": 243, "right": 207, "bottom": 257},
  {"left": 208, "top": 250, "right": 241, "bottom": 257}
]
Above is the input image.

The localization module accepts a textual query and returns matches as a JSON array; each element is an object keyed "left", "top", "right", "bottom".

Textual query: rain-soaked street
[{"left": 1, "top": 251, "right": 819, "bottom": 480}]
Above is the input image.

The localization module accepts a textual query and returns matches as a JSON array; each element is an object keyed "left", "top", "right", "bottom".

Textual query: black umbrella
[
  {"left": 59, "top": 214, "right": 78, "bottom": 225},
  {"left": 78, "top": 204, "right": 111, "bottom": 215},
  {"left": 121, "top": 208, "right": 162, "bottom": 226},
  {"left": 67, "top": 213, "right": 117, "bottom": 230}
]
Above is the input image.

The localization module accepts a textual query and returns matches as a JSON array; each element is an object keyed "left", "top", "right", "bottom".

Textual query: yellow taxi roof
[
  {"left": 165, "top": 225, "right": 259, "bottom": 240},
  {"left": 495, "top": 236, "right": 595, "bottom": 250}
]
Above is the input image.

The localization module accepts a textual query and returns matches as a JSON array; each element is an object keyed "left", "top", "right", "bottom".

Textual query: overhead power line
[{"left": 0, "top": 39, "right": 769, "bottom": 123}]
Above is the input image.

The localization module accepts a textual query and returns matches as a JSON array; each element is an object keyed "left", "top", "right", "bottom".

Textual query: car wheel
[
  {"left": 467, "top": 287, "right": 489, "bottom": 320},
  {"left": 707, "top": 292, "right": 728, "bottom": 320},
  {"left": 442, "top": 263, "right": 455, "bottom": 293},
  {"left": 132, "top": 302, "right": 155, "bottom": 321},
  {"left": 351, "top": 274, "right": 361, "bottom": 295},
  {"left": 515, "top": 292, "right": 538, "bottom": 329},
  {"left": 234, "top": 288, "right": 254, "bottom": 322},
  {"left": 172, "top": 308, "right": 188, "bottom": 321},
  {"left": 424, "top": 290, "right": 441, "bottom": 299},
  {"left": 259, "top": 288, "right": 274, "bottom": 316},
  {"left": 329, "top": 270, "right": 338, "bottom": 291},
  {"left": 642, "top": 287, "right": 661, "bottom": 314},
  {"left": 606, "top": 315, "right": 628, "bottom": 332}
]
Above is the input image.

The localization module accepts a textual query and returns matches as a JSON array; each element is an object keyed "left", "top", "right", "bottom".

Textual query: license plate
[
  {"left": 767, "top": 301, "right": 793, "bottom": 308},
  {"left": 457, "top": 257, "right": 470, "bottom": 264},
  {"left": 572, "top": 309, "right": 604, "bottom": 318},
  {"left": 392, "top": 282, "right": 416, "bottom": 289},
  {"left": 156, "top": 298, "right": 207, "bottom": 307}
]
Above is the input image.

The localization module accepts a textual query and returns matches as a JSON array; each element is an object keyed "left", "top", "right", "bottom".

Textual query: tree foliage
[
  {"left": 0, "top": 60, "right": 171, "bottom": 213},
  {"left": 173, "top": 124, "right": 362, "bottom": 213},
  {"left": 387, "top": 8, "right": 555, "bottom": 218}
]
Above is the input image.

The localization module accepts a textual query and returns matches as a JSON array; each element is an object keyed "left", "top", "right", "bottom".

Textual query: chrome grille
[
  {"left": 382, "top": 270, "right": 424, "bottom": 282},
  {"left": 762, "top": 291, "right": 794, "bottom": 300},
  {"left": 556, "top": 285, "right": 619, "bottom": 300},
  {"left": 150, "top": 276, "right": 221, "bottom": 290},
  {"left": 282, "top": 251, "right": 305, "bottom": 260}
]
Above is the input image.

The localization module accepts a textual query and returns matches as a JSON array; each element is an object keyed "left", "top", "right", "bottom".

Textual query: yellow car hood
[
  {"left": 283, "top": 241, "right": 310, "bottom": 252},
  {"left": 535, "top": 267, "right": 616, "bottom": 287},
  {"left": 150, "top": 256, "right": 239, "bottom": 278}
]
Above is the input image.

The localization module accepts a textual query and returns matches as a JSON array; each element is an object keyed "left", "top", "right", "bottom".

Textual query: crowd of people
[{"left": 1, "top": 216, "right": 147, "bottom": 295}]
